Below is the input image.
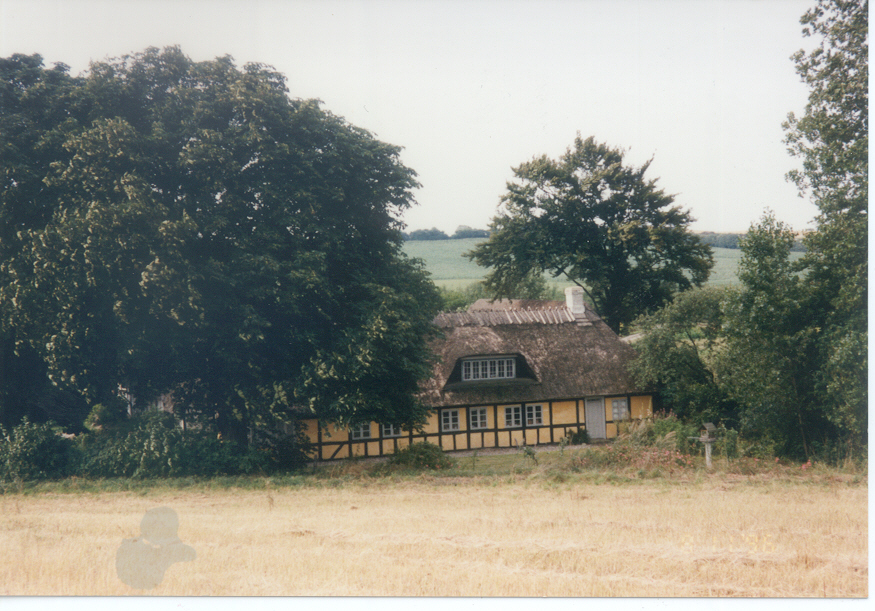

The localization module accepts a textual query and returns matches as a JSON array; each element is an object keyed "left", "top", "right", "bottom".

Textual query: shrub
[
  {"left": 716, "top": 426, "right": 739, "bottom": 459},
  {"left": 84, "top": 397, "right": 129, "bottom": 432},
  {"left": 0, "top": 419, "right": 78, "bottom": 482},
  {"left": 78, "top": 410, "right": 186, "bottom": 478},
  {"left": 249, "top": 424, "right": 314, "bottom": 473},
  {"left": 388, "top": 442, "right": 455, "bottom": 470},
  {"left": 569, "top": 443, "right": 695, "bottom": 474},
  {"left": 649, "top": 412, "right": 699, "bottom": 454},
  {"left": 78, "top": 410, "right": 313, "bottom": 478},
  {"left": 567, "top": 428, "right": 590, "bottom": 445}
]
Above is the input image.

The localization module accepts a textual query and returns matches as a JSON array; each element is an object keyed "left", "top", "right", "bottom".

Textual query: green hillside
[{"left": 403, "top": 238, "right": 771, "bottom": 290}]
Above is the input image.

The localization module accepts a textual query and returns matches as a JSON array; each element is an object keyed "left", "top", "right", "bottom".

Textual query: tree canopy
[
  {"left": 0, "top": 47, "right": 441, "bottom": 438},
  {"left": 783, "top": 0, "right": 867, "bottom": 446},
  {"left": 630, "top": 0, "right": 867, "bottom": 461},
  {"left": 468, "top": 135, "right": 713, "bottom": 332}
]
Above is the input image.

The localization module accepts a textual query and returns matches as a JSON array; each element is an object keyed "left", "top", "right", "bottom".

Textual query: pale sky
[{"left": 1, "top": 0, "right": 819, "bottom": 233}]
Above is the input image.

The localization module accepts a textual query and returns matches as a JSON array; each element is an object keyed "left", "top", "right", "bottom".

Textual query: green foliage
[
  {"left": 564, "top": 428, "right": 590, "bottom": 445},
  {"left": 570, "top": 441, "right": 695, "bottom": 474},
  {"left": 438, "top": 275, "right": 563, "bottom": 312},
  {"left": 75, "top": 410, "right": 310, "bottom": 479},
  {"left": 451, "top": 226, "right": 490, "bottom": 239},
  {"left": 0, "top": 419, "right": 77, "bottom": 482},
  {"left": 721, "top": 212, "right": 827, "bottom": 459},
  {"left": 84, "top": 397, "right": 129, "bottom": 432},
  {"left": 0, "top": 47, "right": 440, "bottom": 437},
  {"left": 696, "top": 232, "right": 804, "bottom": 252},
  {"left": 716, "top": 425, "right": 739, "bottom": 460},
  {"left": 468, "top": 134, "right": 713, "bottom": 332},
  {"left": 407, "top": 228, "right": 450, "bottom": 240},
  {"left": 404, "top": 240, "right": 795, "bottom": 292},
  {"left": 629, "top": 286, "right": 738, "bottom": 425},
  {"left": 78, "top": 411, "right": 187, "bottom": 478},
  {"left": 783, "top": 0, "right": 867, "bottom": 453},
  {"left": 388, "top": 442, "right": 455, "bottom": 471}
]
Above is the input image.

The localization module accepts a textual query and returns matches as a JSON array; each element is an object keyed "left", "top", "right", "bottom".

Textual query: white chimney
[{"left": 565, "top": 286, "right": 586, "bottom": 316}]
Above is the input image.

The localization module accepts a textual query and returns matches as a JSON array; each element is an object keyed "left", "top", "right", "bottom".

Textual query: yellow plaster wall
[
  {"left": 550, "top": 401, "right": 578, "bottom": 425},
  {"left": 421, "top": 413, "right": 440, "bottom": 435},
  {"left": 323, "top": 422, "right": 350, "bottom": 443},
  {"left": 330, "top": 444, "right": 349, "bottom": 460},
  {"left": 631, "top": 395, "right": 653, "bottom": 419},
  {"left": 538, "top": 427, "right": 552, "bottom": 444},
  {"left": 497, "top": 431, "right": 511, "bottom": 447},
  {"left": 300, "top": 419, "right": 320, "bottom": 445}
]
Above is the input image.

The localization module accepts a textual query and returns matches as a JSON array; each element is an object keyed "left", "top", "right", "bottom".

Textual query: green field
[{"left": 404, "top": 238, "right": 754, "bottom": 291}]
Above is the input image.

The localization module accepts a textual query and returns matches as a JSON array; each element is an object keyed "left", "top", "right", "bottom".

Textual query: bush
[
  {"left": 649, "top": 412, "right": 699, "bottom": 454},
  {"left": 716, "top": 425, "right": 739, "bottom": 459},
  {"left": 565, "top": 428, "right": 590, "bottom": 445},
  {"left": 250, "top": 425, "right": 314, "bottom": 473},
  {"left": 84, "top": 397, "right": 130, "bottom": 432},
  {"left": 78, "top": 410, "right": 312, "bottom": 478},
  {"left": 0, "top": 419, "right": 78, "bottom": 482},
  {"left": 78, "top": 411, "right": 186, "bottom": 478},
  {"left": 388, "top": 442, "right": 455, "bottom": 470}
]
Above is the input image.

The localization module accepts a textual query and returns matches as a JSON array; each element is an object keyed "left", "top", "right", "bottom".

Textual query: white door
[{"left": 584, "top": 397, "right": 606, "bottom": 439}]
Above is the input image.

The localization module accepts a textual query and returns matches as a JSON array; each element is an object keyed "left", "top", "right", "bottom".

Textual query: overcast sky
[{"left": 2, "top": 0, "right": 819, "bottom": 233}]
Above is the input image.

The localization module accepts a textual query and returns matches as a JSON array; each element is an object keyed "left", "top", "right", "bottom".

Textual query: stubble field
[{"left": 0, "top": 460, "right": 867, "bottom": 597}]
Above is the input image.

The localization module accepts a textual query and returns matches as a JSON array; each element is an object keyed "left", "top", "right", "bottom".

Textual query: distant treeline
[
  {"left": 406, "top": 228, "right": 805, "bottom": 250},
  {"left": 696, "top": 232, "right": 806, "bottom": 251},
  {"left": 404, "top": 226, "right": 490, "bottom": 240}
]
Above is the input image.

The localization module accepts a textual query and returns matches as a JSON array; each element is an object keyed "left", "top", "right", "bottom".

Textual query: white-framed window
[
  {"left": 462, "top": 357, "right": 516, "bottom": 381},
  {"left": 382, "top": 423, "right": 402, "bottom": 438},
  {"left": 469, "top": 407, "right": 488, "bottom": 430},
  {"left": 526, "top": 404, "right": 543, "bottom": 426},
  {"left": 442, "top": 409, "right": 460, "bottom": 432},
  {"left": 612, "top": 398, "right": 629, "bottom": 421},
  {"left": 350, "top": 423, "right": 371, "bottom": 440},
  {"left": 504, "top": 405, "right": 523, "bottom": 428}
]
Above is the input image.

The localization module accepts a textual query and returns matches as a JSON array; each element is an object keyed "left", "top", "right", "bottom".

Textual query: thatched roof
[{"left": 420, "top": 298, "right": 643, "bottom": 408}]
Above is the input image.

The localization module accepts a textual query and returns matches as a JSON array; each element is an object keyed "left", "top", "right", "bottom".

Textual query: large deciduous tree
[
  {"left": 0, "top": 47, "right": 441, "bottom": 438},
  {"left": 627, "top": 285, "right": 737, "bottom": 426},
  {"left": 721, "top": 213, "right": 823, "bottom": 458},
  {"left": 468, "top": 135, "right": 713, "bottom": 333},
  {"left": 783, "top": 0, "right": 867, "bottom": 448}
]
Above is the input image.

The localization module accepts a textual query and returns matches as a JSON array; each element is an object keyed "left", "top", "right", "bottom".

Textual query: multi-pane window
[
  {"left": 504, "top": 405, "right": 523, "bottom": 428},
  {"left": 442, "top": 409, "right": 460, "bottom": 432},
  {"left": 350, "top": 423, "right": 371, "bottom": 440},
  {"left": 469, "top": 407, "right": 488, "bottom": 430},
  {"left": 612, "top": 398, "right": 629, "bottom": 421},
  {"left": 526, "top": 404, "right": 543, "bottom": 426},
  {"left": 462, "top": 357, "right": 515, "bottom": 381},
  {"left": 382, "top": 423, "right": 402, "bottom": 438}
]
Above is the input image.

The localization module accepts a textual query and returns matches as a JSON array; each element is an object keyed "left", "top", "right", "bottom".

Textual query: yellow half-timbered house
[{"left": 300, "top": 287, "right": 652, "bottom": 460}]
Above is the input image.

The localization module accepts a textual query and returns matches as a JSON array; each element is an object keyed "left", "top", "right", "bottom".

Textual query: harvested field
[{"left": 0, "top": 466, "right": 867, "bottom": 597}]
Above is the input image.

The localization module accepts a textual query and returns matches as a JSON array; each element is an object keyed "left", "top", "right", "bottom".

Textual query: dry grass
[{"left": 0, "top": 465, "right": 867, "bottom": 597}]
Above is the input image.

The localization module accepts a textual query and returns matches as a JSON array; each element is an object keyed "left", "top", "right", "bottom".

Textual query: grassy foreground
[{"left": 0, "top": 448, "right": 867, "bottom": 597}]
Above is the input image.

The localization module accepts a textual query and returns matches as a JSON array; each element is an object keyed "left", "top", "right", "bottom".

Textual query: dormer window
[
  {"left": 462, "top": 357, "right": 516, "bottom": 381},
  {"left": 443, "top": 353, "right": 537, "bottom": 390}
]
